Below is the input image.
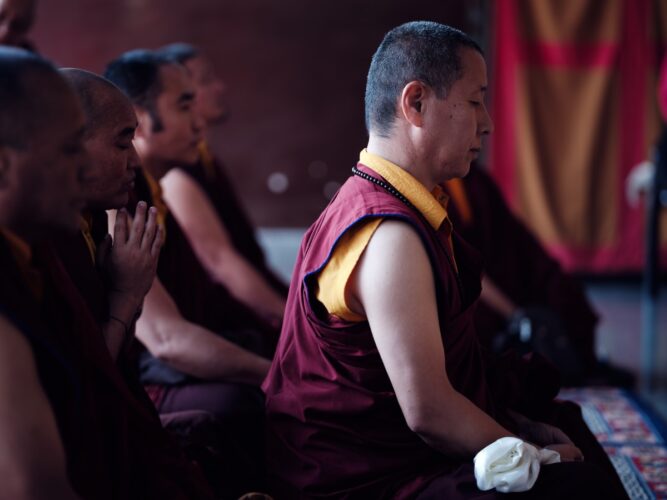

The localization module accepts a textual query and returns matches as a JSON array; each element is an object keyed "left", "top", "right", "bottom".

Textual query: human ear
[{"left": 399, "top": 81, "right": 427, "bottom": 127}]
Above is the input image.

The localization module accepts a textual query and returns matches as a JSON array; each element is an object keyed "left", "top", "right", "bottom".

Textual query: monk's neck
[
  {"left": 139, "top": 156, "right": 172, "bottom": 181},
  {"left": 367, "top": 134, "right": 436, "bottom": 191}
]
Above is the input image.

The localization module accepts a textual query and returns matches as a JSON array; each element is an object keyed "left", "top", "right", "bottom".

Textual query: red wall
[{"left": 32, "top": 0, "right": 474, "bottom": 226}]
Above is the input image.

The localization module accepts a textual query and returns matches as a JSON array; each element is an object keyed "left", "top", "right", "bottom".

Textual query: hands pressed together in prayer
[{"left": 97, "top": 201, "right": 164, "bottom": 358}]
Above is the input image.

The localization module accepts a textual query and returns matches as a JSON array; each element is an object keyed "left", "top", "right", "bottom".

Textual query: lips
[{"left": 123, "top": 174, "right": 136, "bottom": 190}]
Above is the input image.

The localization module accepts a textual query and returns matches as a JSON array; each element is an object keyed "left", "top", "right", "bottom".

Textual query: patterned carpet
[{"left": 560, "top": 388, "right": 667, "bottom": 499}]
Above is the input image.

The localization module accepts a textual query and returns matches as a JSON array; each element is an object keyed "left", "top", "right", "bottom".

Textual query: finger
[
  {"left": 141, "top": 206, "right": 159, "bottom": 251},
  {"left": 546, "top": 444, "right": 583, "bottom": 462},
  {"left": 129, "top": 201, "right": 148, "bottom": 245},
  {"left": 151, "top": 224, "right": 165, "bottom": 258},
  {"left": 114, "top": 209, "right": 129, "bottom": 244}
]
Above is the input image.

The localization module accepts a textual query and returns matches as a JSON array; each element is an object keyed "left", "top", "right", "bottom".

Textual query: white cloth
[{"left": 473, "top": 437, "right": 561, "bottom": 493}]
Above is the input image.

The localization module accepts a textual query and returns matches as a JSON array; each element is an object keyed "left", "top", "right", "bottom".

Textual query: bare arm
[
  {"left": 348, "top": 220, "right": 514, "bottom": 458},
  {"left": 136, "top": 278, "right": 271, "bottom": 385},
  {"left": 0, "top": 314, "right": 80, "bottom": 500},
  {"left": 160, "top": 169, "right": 285, "bottom": 321}
]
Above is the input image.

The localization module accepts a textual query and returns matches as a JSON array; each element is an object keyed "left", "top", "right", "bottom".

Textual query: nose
[
  {"left": 480, "top": 103, "right": 494, "bottom": 136},
  {"left": 128, "top": 144, "right": 141, "bottom": 171},
  {"left": 192, "top": 110, "right": 206, "bottom": 136}
]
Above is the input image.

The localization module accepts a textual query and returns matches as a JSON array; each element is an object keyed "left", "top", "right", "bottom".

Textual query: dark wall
[{"left": 33, "top": 0, "right": 479, "bottom": 226}]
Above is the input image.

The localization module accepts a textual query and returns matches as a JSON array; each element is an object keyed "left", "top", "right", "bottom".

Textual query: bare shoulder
[
  {"left": 0, "top": 315, "right": 78, "bottom": 498},
  {"left": 349, "top": 218, "right": 435, "bottom": 316},
  {"left": 0, "top": 313, "right": 38, "bottom": 379},
  {"left": 160, "top": 168, "right": 203, "bottom": 200},
  {"left": 367, "top": 218, "right": 424, "bottom": 251},
  {"left": 362, "top": 218, "right": 430, "bottom": 274}
]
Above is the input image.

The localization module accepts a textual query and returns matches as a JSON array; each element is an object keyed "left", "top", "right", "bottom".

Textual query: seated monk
[
  {"left": 51, "top": 68, "right": 163, "bottom": 365},
  {"left": 104, "top": 49, "right": 274, "bottom": 495},
  {"left": 441, "top": 166, "right": 617, "bottom": 385},
  {"left": 0, "top": 47, "right": 212, "bottom": 499},
  {"left": 263, "top": 22, "right": 627, "bottom": 499},
  {"left": 156, "top": 43, "right": 287, "bottom": 328}
]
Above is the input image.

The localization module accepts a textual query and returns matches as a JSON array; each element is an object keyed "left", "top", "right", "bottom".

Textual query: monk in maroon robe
[
  {"left": 156, "top": 43, "right": 288, "bottom": 324},
  {"left": 104, "top": 49, "right": 275, "bottom": 496},
  {"left": 0, "top": 48, "right": 212, "bottom": 499},
  {"left": 263, "top": 22, "right": 626, "bottom": 499}
]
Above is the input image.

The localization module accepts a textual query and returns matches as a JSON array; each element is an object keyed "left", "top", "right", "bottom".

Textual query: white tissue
[{"left": 473, "top": 437, "right": 560, "bottom": 493}]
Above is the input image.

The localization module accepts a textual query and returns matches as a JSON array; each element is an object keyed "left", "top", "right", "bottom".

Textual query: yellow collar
[
  {"left": 198, "top": 140, "right": 217, "bottom": 181},
  {"left": 142, "top": 168, "right": 169, "bottom": 231},
  {"left": 359, "top": 149, "right": 448, "bottom": 230},
  {"left": 79, "top": 212, "right": 97, "bottom": 263}
]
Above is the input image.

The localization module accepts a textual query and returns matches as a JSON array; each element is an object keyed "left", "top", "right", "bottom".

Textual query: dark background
[{"left": 32, "top": 0, "right": 486, "bottom": 226}]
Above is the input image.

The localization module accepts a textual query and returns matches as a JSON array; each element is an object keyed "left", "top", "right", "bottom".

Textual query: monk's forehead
[
  {"left": 159, "top": 62, "right": 193, "bottom": 93},
  {"left": 84, "top": 81, "right": 136, "bottom": 132}
]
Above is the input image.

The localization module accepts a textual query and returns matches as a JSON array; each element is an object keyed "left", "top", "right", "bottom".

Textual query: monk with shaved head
[
  {"left": 47, "top": 68, "right": 214, "bottom": 499},
  {"left": 105, "top": 49, "right": 275, "bottom": 496},
  {"left": 0, "top": 46, "right": 87, "bottom": 499},
  {"left": 53, "top": 68, "right": 163, "bottom": 361},
  {"left": 0, "top": 51, "right": 213, "bottom": 498},
  {"left": 157, "top": 43, "right": 288, "bottom": 331}
]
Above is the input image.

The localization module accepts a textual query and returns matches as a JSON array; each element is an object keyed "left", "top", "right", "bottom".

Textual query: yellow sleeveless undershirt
[{"left": 315, "top": 150, "right": 454, "bottom": 322}]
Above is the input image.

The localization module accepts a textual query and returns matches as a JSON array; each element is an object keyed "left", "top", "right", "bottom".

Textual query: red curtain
[{"left": 490, "top": 0, "right": 667, "bottom": 273}]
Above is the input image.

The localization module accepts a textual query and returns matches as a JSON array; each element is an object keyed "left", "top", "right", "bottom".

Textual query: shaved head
[
  {"left": 61, "top": 68, "right": 135, "bottom": 139},
  {"left": 0, "top": 46, "right": 89, "bottom": 239},
  {"left": 0, "top": 0, "right": 36, "bottom": 47},
  {"left": 0, "top": 45, "right": 70, "bottom": 148},
  {"left": 60, "top": 68, "right": 140, "bottom": 210}
]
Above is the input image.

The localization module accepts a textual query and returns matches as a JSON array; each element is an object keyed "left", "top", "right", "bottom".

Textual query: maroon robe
[
  {"left": 180, "top": 156, "right": 287, "bottom": 295},
  {"left": 50, "top": 211, "right": 141, "bottom": 384},
  {"left": 442, "top": 165, "right": 598, "bottom": 369},
  {"left": 0, "top": 233, "right": 213, "bottom": 500},
  {"left": 262, "top": 164, "right": 626, "bottom": 499},
  {"left": 127, "top": 170, "right": 272, "bottom": 496},
  {"left": 129, "top": 169, "right": 278, "bottom": 346},
  {"left": 263, "top": 164, "right": 494, "bottom": 498}
]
